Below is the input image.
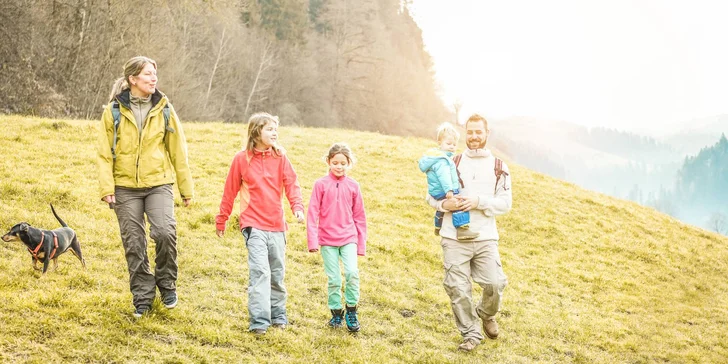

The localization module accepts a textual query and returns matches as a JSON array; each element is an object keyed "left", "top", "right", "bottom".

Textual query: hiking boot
[
  {"left": 250, "top": 328, "right": 267, "bottom": 335},
  {"left": 458, "top": 338, "right": 479, "bottom": 352},
  {"left": 162, "top": 291, "right": 178, "bottom": 309},
  {"left": 133, "top": 305, "right": 151, "bottom": 318},
  {"left": 345, "top": 306, "right": 360, "bottom": 332},
  {"left": 271, "top": 323, "right": 287, "bottom": 330},
  {"left": 434, "top": 228, "right": 441, "bottom": 236},
  {"left": 328, "top": 309, "right": 344, "bottom": 328},
  {"left": 456, "top": 227, "right": 479, "bottom": 241},
  {"left": 483, "top": 318, "right": 499, "bottom": 339}
]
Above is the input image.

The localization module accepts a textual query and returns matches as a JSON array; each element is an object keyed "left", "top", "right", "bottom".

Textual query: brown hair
[
  {"left": 465, "top": 113, "right": 489, "bottom": 130},
  {"left": 246, "top": 112, "right": 282, "bottom": 156},
  {"left": 108, "top": 56, "right": 157, "bottom": 102},
  {"left": 326, "top": 142, "right": 356, "bottom": 165}
]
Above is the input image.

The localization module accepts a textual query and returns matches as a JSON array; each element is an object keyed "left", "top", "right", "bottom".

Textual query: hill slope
[{"left": 0, "top": 115, "right": 726, "bottom": 363}]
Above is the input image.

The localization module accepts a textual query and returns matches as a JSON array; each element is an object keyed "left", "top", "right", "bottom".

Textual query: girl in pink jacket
[{"left": 307, "top": 143, "right": 367, "bottom": 332}]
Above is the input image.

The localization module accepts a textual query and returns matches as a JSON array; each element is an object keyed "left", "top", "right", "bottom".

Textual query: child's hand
[
  {"left": 446, "top": 191, "right": 454, "bottom": 199},
  {"left": 216, "top": 229, "right": 225, "bottom": 237},
  {"left": 309, "top": 249, "right": 319, "bottom": 253},
  {"left": 294, "top": 211, "right": 305, "bottom": 223}
]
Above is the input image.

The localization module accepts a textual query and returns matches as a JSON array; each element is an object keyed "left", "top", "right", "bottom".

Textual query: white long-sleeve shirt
[{"left": 427, "top": 148, "right": 512, "bottom": 241}]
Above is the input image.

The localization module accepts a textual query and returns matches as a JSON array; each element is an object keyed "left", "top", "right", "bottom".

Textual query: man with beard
[{"left": 427, "top": 113, "right": 512, "bottom": 352}]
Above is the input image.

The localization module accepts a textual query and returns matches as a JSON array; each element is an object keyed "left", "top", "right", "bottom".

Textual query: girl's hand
[
  {"left": 216, "top": 229, "right": 225, "bottom": 237},
  {"left": 183, "top": 198, "right": 191, "bottom": 207},
  {"left": 294, "top": 211, "right": 305, "bottom": 223},
  {"left": 309, "top": 249, "right": 319, "bottom": 253}
]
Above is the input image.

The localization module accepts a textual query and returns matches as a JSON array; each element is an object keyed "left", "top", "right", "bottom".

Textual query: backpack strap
[
  {"left": 110, "top": 101, "right": 121, "bottom": 160},
  {"left": 163, "top": 104, "right": 174, "bottom": 134},
  {"left": 494, "top": 158, "right": 510, "bottom": 194},
  {"left": 110, "top": 102, "right": 174, "bottom": 158},
  {"left": 453, "top": 154, "right": 464, "bottom": 188},
  {"left": 454, "top": 154, "right": 510, "bottom": 194}
]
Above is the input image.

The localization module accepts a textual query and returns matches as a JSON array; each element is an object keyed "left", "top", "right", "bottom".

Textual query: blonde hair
[
  {"left": 436, "top": 122, "right": 459, "bottom": 142},
  {"left": 246, "top": 112, "right": 282, "bottom": 155},
  {"left": 326, "top": 142, "right": 356, "bottom": 166},
  {"left": 108, "top": 56, "right": 158, "bottom": 102}
]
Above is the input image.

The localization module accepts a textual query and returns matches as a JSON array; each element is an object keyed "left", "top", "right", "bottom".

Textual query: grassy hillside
[{"left": 0, "top": 115, "right": 726, "bottom": 363}]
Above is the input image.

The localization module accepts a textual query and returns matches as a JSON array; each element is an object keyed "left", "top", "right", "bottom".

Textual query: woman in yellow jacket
[{"left": 97, "top": 56, "right": 194, "bottom": 318}]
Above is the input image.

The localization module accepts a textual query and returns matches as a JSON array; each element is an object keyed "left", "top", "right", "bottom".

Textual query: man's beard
[{"left": 467, "top": 137, "right": 487, "bottom": 150}]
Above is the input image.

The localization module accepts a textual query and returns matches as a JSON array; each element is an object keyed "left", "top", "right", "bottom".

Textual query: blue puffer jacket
[{"left": 418, "top": 148, "right": 459, "bottom": 198}]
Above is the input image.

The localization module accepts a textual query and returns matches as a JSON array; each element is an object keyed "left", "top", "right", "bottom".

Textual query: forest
[{"left": 0, "top": 0, "right": 448, "bottom": 136}]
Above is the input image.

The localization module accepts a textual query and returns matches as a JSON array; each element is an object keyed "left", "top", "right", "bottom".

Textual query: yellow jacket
[{"left": 97, "top": 90, "right": 194, "bottom": 200}]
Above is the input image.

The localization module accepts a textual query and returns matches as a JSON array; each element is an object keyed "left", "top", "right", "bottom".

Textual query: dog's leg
[
  {"left": 42, "top": 254, "right": 50, "bottom": 275},
  {"left": 33, "top": 258, "right": 41, "bottom": 271},
  {"left": 69, "top": 236, "right": 86, "bottom": 269}
]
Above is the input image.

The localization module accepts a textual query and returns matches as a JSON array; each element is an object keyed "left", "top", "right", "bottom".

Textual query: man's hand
[
  {"left": 216, "top": 229, "right": 225, "bottom": 238},
  {"left": 455, "top": 195, "right": 479, "bottom": 211},
  {"left": 294, "top": 211, "right": 305, "bottom": 223}
]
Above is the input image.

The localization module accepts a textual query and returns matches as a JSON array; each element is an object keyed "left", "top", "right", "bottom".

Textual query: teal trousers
[{"left": 321, "top": 244, "right": 359, "bottom": 309}]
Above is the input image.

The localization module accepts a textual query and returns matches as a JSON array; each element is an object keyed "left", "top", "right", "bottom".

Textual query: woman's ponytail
[{"left": 108, "top": 77, "right": 128, "bottom": 103}]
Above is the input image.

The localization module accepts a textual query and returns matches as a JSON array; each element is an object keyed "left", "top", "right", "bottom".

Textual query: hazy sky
[{"left": 410, "top": 0, "right": 728, "bottom": 132}]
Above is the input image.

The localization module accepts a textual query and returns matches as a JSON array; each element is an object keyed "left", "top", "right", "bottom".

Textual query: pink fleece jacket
[{"left": 307, "top": 172, "right": 367, "bottom": 255}]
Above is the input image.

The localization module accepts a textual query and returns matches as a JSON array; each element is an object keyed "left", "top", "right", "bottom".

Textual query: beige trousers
[{"left": 441, "top": 238, "right": 508, "bottom": 341}]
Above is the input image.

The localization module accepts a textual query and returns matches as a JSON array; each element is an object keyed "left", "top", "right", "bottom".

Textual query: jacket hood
[{"left": 418, "top": 148, "right": 453, "bottom": 172}]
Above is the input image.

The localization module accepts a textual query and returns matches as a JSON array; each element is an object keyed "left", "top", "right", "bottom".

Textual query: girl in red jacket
[
  {"left": 307, "top": 143, "right": 367, "bottom": 332},
  {"left": 216, "top": 112, "right": 305, "bottom": 335}
]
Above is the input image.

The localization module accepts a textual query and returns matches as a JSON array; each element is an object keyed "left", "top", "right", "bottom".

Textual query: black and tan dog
[{"left": 2, "top": 204, "right": 86, "bottom": 275}]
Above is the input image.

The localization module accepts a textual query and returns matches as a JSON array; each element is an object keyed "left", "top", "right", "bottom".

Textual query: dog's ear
[{"left": 19, "top": 223, "right": 30, "bottom": 232}]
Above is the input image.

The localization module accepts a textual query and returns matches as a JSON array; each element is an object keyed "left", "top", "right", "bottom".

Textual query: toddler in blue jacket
[{"left": 418, "top": 122, "right": 479, "bottom": 240}]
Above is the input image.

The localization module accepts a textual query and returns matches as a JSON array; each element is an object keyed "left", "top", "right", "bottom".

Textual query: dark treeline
[
  {"left": 666, "top": 134, "right": 728, "bottom": 231},
  {"left": 0, "top": 0, "right": 448, "bottom": 136}
]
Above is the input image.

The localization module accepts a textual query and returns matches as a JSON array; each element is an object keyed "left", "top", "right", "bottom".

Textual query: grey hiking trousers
[
  {"left": 114, "top": 184, "right": 178, "bottom": 308},
  {"left": 243, "top": 227, "right": 288, "bottom": 330}
]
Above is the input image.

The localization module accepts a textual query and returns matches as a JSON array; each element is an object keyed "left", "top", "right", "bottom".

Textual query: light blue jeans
[
  {"left": 321, "top": 244, "right": 360, "bottom": 309},
  {"left": 243, "top": 227, "right": 287, "bottom": 330}
]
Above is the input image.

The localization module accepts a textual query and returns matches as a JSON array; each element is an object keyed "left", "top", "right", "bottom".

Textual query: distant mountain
[
  {"left": 661, "top": 114, "right": 728, "bottom": 155},
  {"left": 487, "top": 116, "right": 682, "bottom": 201}
]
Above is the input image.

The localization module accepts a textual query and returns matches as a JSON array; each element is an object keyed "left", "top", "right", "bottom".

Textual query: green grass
[{"left": 0, "top": 115, "right": 727, "bottom": 363}]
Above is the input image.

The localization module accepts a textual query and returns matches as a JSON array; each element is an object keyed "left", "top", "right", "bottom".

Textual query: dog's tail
[{"left": 50, "top": 203, "right": 68, "bottom": 228}]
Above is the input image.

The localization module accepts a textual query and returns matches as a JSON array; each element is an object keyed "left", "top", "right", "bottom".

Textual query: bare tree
[
  {"left": 452, "top": 98, "right": 463, "bottom": 125},
  {"left": 204, "top": 27, "right": 230, "bottom": 113},
  {"left": 708, "top": 212, "right": 727, "bottom": 235},
  {"left": 244, "top": 39, "right": 275, "bottom": 119}
]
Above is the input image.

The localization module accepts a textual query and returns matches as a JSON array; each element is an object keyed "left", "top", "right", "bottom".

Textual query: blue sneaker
[
  {"left": 328, "top": 309, "right": 344, "bottom": 328},
  {"left": 345, "top": 306, "right": 360, "bottom": 332},
  {"left": 162, "top": 291, "right": 178, "bottom": 309},
  {"left": 133, "top": 305, "right": 150, "bottom": 318}
]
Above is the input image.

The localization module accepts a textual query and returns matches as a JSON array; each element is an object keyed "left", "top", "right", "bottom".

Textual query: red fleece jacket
[{"left": 216, "top": 148, "right": 304, "bottom": 232}]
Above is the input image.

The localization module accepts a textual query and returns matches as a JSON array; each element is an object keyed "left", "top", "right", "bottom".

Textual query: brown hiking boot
[
  {"left": 456, "top": 227, "right": 479, "bottom": 241},
  {"left": 250, "top": 328, "right": 266, "bottom": 335},
  {"left": 483, "top": 318, "right": 499, "bottom": 339},
  {"left": 458, "top": 338, "right": 479, "bottom": 352},
  {"left": 434, "top": 228, "right": 441, "bottom": 236}
]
